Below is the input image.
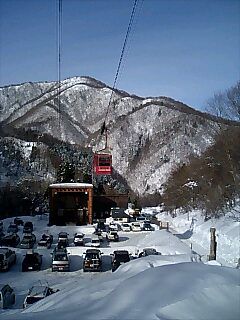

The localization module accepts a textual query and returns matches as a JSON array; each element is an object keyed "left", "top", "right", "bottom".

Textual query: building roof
[
  {"left": 49, "top": 183, "right": 93, "bottom": 189},
  {"left": 111, "top": 208, "right": 129, "bottom": 219}
]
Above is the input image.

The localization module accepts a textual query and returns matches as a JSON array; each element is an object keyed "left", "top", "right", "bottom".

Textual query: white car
[
  {"left": 121, "top": 223, "right": 131, "bottom": 232},
  {"left": 131, "top": 222, "right": 142, "bottom": 232},
  {"left": 106, "top": 231, "right": 119, "bottom": 242},
  {"left": 90, "top": 234, "right": 100, "bottom": 247},
  {"left": 109, "top": 223, "right": 119, "bottom": 231},
  {"left": 73, "top": 233, "right": 85, "bottom": 246}
]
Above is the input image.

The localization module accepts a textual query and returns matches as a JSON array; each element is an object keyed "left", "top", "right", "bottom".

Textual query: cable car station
[{"left": 49, "top": 183, "right": 93, "bottom": 226}]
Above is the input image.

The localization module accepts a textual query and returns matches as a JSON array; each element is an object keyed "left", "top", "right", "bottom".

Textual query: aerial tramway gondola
[
  {"left": 92, "top": 0, "right": 139, "bottom": 176},
  {"left": 93, "top": 152, "right": 112, "bottom": 175},
  {"left": 93, "top": 122, "right": 112, "bottom": 175}
]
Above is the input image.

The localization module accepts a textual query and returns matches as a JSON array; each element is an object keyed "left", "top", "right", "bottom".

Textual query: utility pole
[{"left": 208, "top": 227, "right": 217, "bottom": 261}]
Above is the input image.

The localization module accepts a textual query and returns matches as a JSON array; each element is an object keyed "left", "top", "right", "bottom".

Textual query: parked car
[
  {"left": 23, "top": 221, "right": 33, "bottom": 233},
  {"left": 14, "top": 217, "right": 24, "bottom": 226},
  {"left": 94, "top": 230, "right": 104, "bottom": 242},
  {"left": 22, "top": 250, "right": 42, "bottom": 272},
  {"left": 135, "top": 215, "right": 147, "bottom": 222},
  {"left": 37, "top": 234, "right": 53, "bottom": 249},
  {"left": 7, "top": 223, "right": 18, "bottom": 234},
  {"left": 0, "top": 231, "right": 4, "bottom": 241},
  {"left": 109, "top": 223, "right": 119, "bottom": 231},
  {"left": 19, "top": 233, "right": 36, "bottom": 249},
  {"left": 96, "top": 220, "right": 106, "bottom": 232},
  {"left": 111, "top": 250, "right": 131, "bottom": 272},
  {"left": 51, "top": 247, "right": 70, "bottom": 272},
  {"left": 142, "top": 221, "right": 154, "bottom": 231},
  {"left": 57, "top": 240, "right": 68, "bottom": 249},
  {"left": 83, "top": 249, "right": 102, "bottom": 272},
  {"left": 57, "top": 232, "right": 69, "bottom": 246},
  {"left": 0, "top": 233, "right": 20, "bottom": 247},
  {"left": 73, "top": 232, "right": 85, "bottom": 246},
  {"left": 23, "top": 285, "right": 59, "bottom": 309},
  {"left": 0, "top": 248, "right": 16, "bottom": 271},
  {"left": 90, "top": 234, "right": 101, "bottom": 247},
  {"left": 0, "top": 284, "right": 15, "bottom": 309},
  {"left": 131, "top": 222, "right": 142, "bottom": 232},
  {"left": 138, "top": 248, "right": 159, "bottom": 257},
  {"left": 121, "top": 223, "right": 131, "bottom": 232},
  {"left": 106, "top": 230, "right": 119, "bottom": 242}
]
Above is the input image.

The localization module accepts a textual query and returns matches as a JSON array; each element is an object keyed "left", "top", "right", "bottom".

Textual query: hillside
[{"left": 1, "top": 76, "right": 239, "bottom": 200}]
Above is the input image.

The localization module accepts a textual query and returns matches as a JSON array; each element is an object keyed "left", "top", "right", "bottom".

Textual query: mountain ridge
[{"left": 0, "top": 76, "right": 239, "bottom": 196}]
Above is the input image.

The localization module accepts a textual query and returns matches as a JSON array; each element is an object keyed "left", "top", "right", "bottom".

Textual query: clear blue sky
[{"left": 0, "top": 0, "right": 239, "bottom": 111}]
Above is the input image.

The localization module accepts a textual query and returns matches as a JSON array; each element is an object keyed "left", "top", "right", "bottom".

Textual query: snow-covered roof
[
  {"left": 111, "top": 211, "right": 129, "bottom": 218},
  {"left": 49, "top": 183, "right": 93, "bottom": 189}
]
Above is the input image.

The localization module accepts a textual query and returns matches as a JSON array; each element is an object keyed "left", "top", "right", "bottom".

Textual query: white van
[{"left": 0, "top": 284, "right": 15, "bottom": 309}]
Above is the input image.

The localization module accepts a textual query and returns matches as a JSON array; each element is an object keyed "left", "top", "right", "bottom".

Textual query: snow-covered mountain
[{"left": 0, "top": 76, "right": 238, "bottom": 195}]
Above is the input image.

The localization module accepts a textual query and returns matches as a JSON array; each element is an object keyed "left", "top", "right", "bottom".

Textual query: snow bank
[
  {"left": 3, "top": 262, "right": 239, "bottom": 320},
  {"left": 1, "top": 212, "right": 239, "bottom": 320},
  {"left": 155, "top": 208, "right": 240, "bottom": 267}
]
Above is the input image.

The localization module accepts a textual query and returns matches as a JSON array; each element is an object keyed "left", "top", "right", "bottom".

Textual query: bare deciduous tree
[{"left": 206, "top": 81, "right": 240, "bottom": 121}]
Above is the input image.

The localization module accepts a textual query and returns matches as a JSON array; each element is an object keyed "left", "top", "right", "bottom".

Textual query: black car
[
  {"left": 0, "top": 231, "right": 5, "bottom": 241},
  {"left": 111, "top": 250, "right": 131, "bottom": 272},
  {"left": 57, "top": 232, "right": 69, "bottom": 247},
  {"left": 7, "top": 224, "right": 19, "bottom": 233},
  {"left": 96, "top": 220, "right": 106, "bottom": 232},
  {"left": 83, "top": 249, "right": 102, "bottom": 272},
  {"left": 19, "top": 234, "right": 36, "bottom": 249},
  {"left": 0, "top": 233, "right": 20, "bottom": 247},
  {"left": 138, "top": 248, "right": 159, "bottom": 257},
  {"left": 14, "top": 217, "right": 24, "bottom": 226},
  {"left": 0, "top": 248, "right": 16, "bottom": 271},
  {"left": 57, "top": 239, "right": 68, "bottom": 249},
  {"left": 142, "top": 222, "right": 154, "bottom": 231},
  {"left": 37, "top": 234, "right": 53, "bottom": 249},
  {"left": 23, "top": 221, "right": 33, "bottom": 233},
  {"left": 22, "top": 250, "right": 42, "bottom": 272}
]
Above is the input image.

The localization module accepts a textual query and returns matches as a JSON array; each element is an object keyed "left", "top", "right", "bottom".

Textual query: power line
[
  {"left": 57, "top": 0, "right": 62, "bottom": 128},
  {"left": 103, "top": 0, "right": 140, "bottom": 125}
]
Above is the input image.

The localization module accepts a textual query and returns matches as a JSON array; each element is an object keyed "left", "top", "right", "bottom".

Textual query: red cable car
[
  {"left": 93, "top": 122, "right": 112, "bottom": 175},
  {"left": 93, "top": 152, "right": 112, "bottom": 175}
]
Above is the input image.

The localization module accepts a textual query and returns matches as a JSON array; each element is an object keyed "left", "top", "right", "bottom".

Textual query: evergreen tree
[{"left": 57, "top": 161, "right": 75, "bottom": 183}]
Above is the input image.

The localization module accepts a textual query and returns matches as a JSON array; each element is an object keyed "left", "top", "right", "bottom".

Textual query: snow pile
[
  {"left": 154, "top": 207, "right": 240, "bottom": 266},
  {"left": 3, "top": 263, "right": 239, "bottom": 320}
]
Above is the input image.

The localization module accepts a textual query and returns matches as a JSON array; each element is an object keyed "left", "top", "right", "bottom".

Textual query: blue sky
[{"left": 0, "top": 0, "right": 239, "bottom": 111}]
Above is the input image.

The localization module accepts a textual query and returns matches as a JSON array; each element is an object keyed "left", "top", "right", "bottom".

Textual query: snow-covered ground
[
  {"left": 0, "top": 211, "right": 239, "bottom": 320},
  {"left": 142, "top": 206, "right": 240, "bottom": 267}
]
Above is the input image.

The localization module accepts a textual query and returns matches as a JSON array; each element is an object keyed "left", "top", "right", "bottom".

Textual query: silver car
[{"left": 51, "top": 248, "right": 70, "bottom": 272}]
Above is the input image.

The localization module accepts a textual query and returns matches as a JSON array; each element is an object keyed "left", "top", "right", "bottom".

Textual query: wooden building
[
  {"left": 93, "top": 186, "right": 129, "bottom": 220},
  {"left": 49, "top": 183, "right": 93, "bottom": 226}
]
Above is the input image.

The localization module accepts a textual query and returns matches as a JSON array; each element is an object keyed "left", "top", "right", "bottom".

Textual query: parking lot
[{"left": 0, "top": 215, "right": 162, "bottom": 309}]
